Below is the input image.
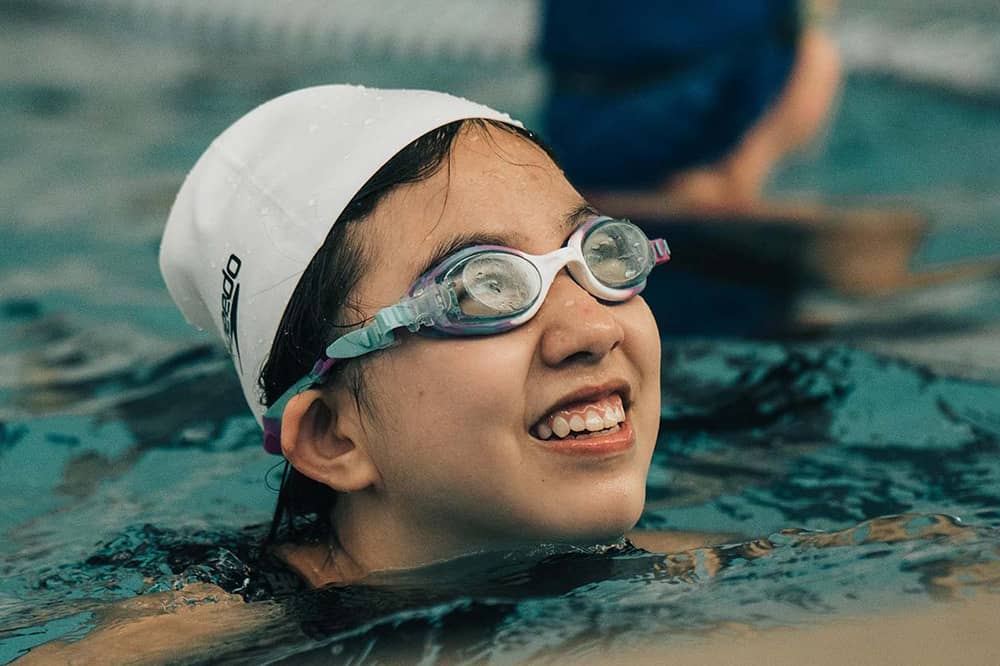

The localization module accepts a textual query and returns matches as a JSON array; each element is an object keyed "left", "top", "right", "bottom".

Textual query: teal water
[{"left": 2, "top": 5, "right": 1000, "bottom": 664}]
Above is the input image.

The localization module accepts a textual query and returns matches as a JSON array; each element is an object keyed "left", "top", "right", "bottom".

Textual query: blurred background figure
[{"left": 541, "top": 0, "right": 841, "bottom": 213}]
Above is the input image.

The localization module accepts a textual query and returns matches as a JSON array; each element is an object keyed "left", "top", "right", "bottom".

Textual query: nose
[{"left": 536, "top": 272, "right": 625, "bottom": 367}]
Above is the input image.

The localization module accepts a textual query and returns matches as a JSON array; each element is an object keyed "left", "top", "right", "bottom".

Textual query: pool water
[{"left": 2, "top": 4, "right": 1000, "bottom": 664}]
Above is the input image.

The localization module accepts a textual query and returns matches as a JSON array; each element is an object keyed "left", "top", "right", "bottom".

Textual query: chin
[
  {"left": 582, "top": 506, "right": 644, "bottom": 541},
  {"left": 556, "top": 522, "right": 640, "bottom": 547},
  {"left": 542, "top": 486, "right": 647, "bottom": 544}
]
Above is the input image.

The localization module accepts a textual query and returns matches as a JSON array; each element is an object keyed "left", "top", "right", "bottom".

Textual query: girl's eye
[
  {"left": 583, "top": 223, "right": 651, "bottom": 287},
  {"left": 452, "top": 254, "right": 540, "bottom": 317}
]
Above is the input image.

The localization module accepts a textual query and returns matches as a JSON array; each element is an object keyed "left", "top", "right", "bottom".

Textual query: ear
[{"left": 280, "top": 388, "right": 379, "bottom": 493}]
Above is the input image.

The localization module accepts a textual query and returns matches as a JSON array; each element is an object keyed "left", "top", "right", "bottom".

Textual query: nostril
[{"left": 561, "top": 350, "right": 593, "bottom": 366}]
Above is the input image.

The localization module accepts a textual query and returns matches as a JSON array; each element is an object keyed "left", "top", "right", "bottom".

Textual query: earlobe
[{"left": 280, "top": 389, "right": 379, "bottom": 492}]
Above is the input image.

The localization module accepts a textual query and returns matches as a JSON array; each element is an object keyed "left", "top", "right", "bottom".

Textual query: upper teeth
[{"left": 535, "top": 398, "right": 626, "bottom": 440}]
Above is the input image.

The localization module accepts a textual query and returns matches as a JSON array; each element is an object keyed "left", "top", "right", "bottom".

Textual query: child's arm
[{"left": 15, "top": 583, "right": 283, "bottom": 665}]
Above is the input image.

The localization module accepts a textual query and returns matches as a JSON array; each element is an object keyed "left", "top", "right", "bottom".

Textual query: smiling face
[{"left": 299, "top": 123, "right": 662, "bottom": 570}]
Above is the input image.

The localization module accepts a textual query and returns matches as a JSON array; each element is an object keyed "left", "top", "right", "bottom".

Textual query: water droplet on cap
[
  {"left": 308, "top": 123, "right": 318, "bottom": 133},
  {"left": 260, "top": 206, "right": 270, "bottom": 215},
  {"left": 363, "top": 118, "right": 375, "bottom": 126}
]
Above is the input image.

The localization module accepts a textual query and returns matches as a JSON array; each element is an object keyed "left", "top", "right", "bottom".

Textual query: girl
[{"left": 160, "top": 85, "right": 674, "bottom": 586}]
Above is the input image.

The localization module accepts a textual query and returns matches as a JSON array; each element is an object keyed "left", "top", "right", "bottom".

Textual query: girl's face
[{"left": 328, "top": 125, "right": 661, "bottom": 563}]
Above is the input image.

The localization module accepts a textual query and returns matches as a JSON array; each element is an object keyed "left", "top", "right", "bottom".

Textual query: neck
[
  {"left": 274, "top": 491, "right": 492, "bottom": 588},
  {"left": 277, "top": 493, "right": 632, "bottom": 588},
  {"left": 330, "top": 491, "right": 487, "bottom": 578},
  {"left": 271, "top": 540, "right": 365, "bottom": 588}
]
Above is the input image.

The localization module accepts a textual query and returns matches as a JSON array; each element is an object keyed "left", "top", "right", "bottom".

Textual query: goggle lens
[
  {"left": 582, "top": 219, "right": 654, "bottom": 289},
  {"left": 448, "top": 253, "right": 541, "bottom": 318}
]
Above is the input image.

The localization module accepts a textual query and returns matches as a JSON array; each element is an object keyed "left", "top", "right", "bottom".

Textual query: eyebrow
[{"left": 412, "top": 202, "right": 600, "bottom": 279}]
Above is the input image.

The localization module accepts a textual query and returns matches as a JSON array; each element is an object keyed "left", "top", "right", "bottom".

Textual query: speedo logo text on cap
[{"left": 221, "top": 253, "right": 242, "bottom": 371}]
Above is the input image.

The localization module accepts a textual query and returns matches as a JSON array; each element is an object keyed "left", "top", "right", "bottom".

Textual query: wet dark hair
[{"left": 260, "top": 118, "right": 553, "bottom": 544}]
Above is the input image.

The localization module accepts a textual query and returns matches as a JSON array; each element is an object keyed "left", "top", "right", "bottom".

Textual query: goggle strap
[
  {"left": 650, "top": 238, "right": 671, "bottom": 265},
  {"left": 324, "top": 308, "right": 402, "bottom": 359},
  {"left": 324, "top": 288, "right": 449, "bottom": 359}
]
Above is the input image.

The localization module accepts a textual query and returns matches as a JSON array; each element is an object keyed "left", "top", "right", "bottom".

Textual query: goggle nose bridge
[
  {"left": 531, "top": 241, "right": 638, "bottom": 305},
  {"left": 527, "top": 244, "right": 597, "bottom": 303}
]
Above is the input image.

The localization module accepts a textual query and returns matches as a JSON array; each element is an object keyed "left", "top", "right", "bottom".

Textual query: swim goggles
[{"left": 262, "top": 216, "right": 670, "bottom": 453}]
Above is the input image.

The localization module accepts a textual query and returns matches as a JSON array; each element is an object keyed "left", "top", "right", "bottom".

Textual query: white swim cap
[{"left": 159, "top": 85, "right": 520, "bottom": 425}]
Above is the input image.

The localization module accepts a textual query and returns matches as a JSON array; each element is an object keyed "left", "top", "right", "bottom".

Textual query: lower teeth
[{"left": 550, "top": 423, "right": 621, "bottom": 440}]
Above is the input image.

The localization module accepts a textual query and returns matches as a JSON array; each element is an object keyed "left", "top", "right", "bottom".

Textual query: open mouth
[{"left": 531, "top": 394, "right": 627, "bottom": 441}]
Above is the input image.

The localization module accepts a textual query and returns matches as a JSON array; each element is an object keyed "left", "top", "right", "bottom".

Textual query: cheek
[
  {"left": 625, "top": 296, "right": 661, "bottom": 376},
  {"left": 360, "top": 334, "right": 535, "bottom": 472},
  {"left": 623, "top": 297, "right": 662, "bottom": 435}
]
